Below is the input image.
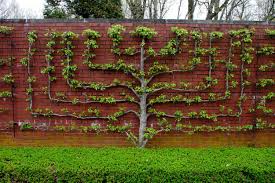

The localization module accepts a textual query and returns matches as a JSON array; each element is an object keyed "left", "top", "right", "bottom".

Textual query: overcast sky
[
  {"left": 15, "top": 0, "right": 193, "bottom": 19},
  {"left": 16, "top": 0, "right": 45, "bottom": 18},
  {"left": 14, "top": 0, "right": 257, "bottom": 20}
]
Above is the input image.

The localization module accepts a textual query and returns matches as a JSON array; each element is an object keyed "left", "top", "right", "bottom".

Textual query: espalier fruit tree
[{"left": 20, "top": 25, "right": 275, "bottom": 147}]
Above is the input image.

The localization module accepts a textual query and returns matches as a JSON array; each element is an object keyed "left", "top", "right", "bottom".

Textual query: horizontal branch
[
  {"left": 48, "top": 95, "right": 139, "bottom": 105},
  {"left": 147, "top": 97, "right": 226, "bottom": 108},
  {"left": 147, "top": 68, "right": 194, "bottom": 84},
  {"left": 160, "top": 113, "right": 238, "bottom": 119},
  {"left": 32, "top": 109, "right": 140, "bottom": 120}
]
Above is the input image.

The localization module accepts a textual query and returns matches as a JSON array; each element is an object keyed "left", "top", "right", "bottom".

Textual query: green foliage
[
  {"left": 131, "top": 26, "right": 157, "bottom": 39},
  {"left": 41, "top": 66, "right": 55, "bottom": 74},
  {"left": 255, "top": 118, "right": 275, "bottom": 129},
  {"left": 108, "top": 24, "right": 125, "bottom": 54},
  {"left": 144, "top": 127, "right": 158, "bottom": 139},
  {"left": 188, "top": 111, "right": 197, "bottom": 118},
  {"left": 148, "top": 62, "right": 169, "bottom": 76},
  {"left": 71, "top": 98, "right": 79, "bottom": 105},
  {"left": 256, "top": 79, "right": 274, "bottom": 87},
  {"left": 159, "top": 39, "right": 179, "bottom": 56},
  {"left": 210, "top": 31, "right": 223, "bottom": 39},
  {"left": 82, "top": 29, "right": 101, "bottom": 39},
  {"left": 33, "top": 108, "right": 53, "bottom": 117},
  {"left": 265, "top": 29, "right": 275, "bottom": 36},
  {"left": 20, "top": 31, "right": 37, "bottom": 67},
  {"left": 193, "top": 48, "right": 208, "bottom": 56},
  {"left": 43, "top": 1, "right": 69, "bottom": 19},
  {"left": 107, "top": 124, "right": 131, "bottom": 133},
  {"left": 82, "top": 29, "right": 100, "bottom": 64},
  {"left": 55, "top": 92, "right": 66, "bottom": 99},
  {"left": 171, "top": 27, "right": 188, "bottom": 37},
  {"left": 0, "top": 91, "right": 12, "bottom": 98},
  {"left": 263, "top": 92, "right": 275, "bottom": 100},
  {"left": 257, "top": 46, "right": 274, "bottom": 55},
  {"left": 27, "top": 31, "right": 38, "bottom": 44},
  {"left": 146, "top": 47, "right": 156, "bottom": 56},
  {"left": 2, "top": 74, "right": 14, "bottom": 84},
  {"left": 43, "top": 0, "right": 124, "bottom": 19},
  {"left": 159, "top": 27, "right": 188, "bottom": 56},
  {"left": 87, "top": 108, "right": 100, "bottom": 116},
  {"left": 62, "top": 65, "right": 77, "bottom": 79},
  {"left": 188, "top": 57, "right": 201, "bottom": 66},
  {"left": 256, "top": 104, "right": 273, "bottom": 114},
  {"left": 259, "top": 62, "right": 275, "bottom": 71},
  {"left": 256, "top": 92, "right": 275, "bottom": 114},
  {"left": 190, "top": 31, "right": 202, "bottom": 41},
  {"left": 240, "top": 48, "right": 254, "bottom": 64},
  {"left": 208, "top": 93, "right": 216, "bottom": 101},
  {"left": 0, "top": 57, "right": 13, "bottom": 67},
  {"left": 108, "top": 25, "right": 125, "bottom": 42},
  {"left": 229, "top": 29, "right": 254, "bottom": 43},
  {"left": 174, "top": 110, "right": 183, "bottom": 122},
  {"left": 19, "top": 123, "right": 33, "bottom": 131},
  {"left": 124, "top": 46, "right": 136, "bottom": 55},
  {"left": 187, "top": 110, "right": 217, "bottom": 121},
  {"left": 0, "top": 147, "right": 274, "bottom": 182},
  {"left": 0, "top": 26, "right": 13, "bottom": 34}
]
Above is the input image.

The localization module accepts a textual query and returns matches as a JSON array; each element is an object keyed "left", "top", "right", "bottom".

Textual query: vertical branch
[
  {"left": 139, "top": 38, "right": 147, "bottom": 147},
  {"left": 238, "top": 41, "right": 245, "bottom": 122},
  {"left": 208, "top": 36, "right": 213, "bottom": 78},
  {"left": 226, "top": 37, "right": 233, "bottom": 91}
]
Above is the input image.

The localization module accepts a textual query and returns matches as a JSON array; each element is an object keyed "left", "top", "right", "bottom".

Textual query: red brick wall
[{"left": 0, "top": 20, "right": 274, "bottom": 143}]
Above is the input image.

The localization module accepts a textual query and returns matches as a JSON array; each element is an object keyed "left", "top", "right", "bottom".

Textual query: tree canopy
[{"left": 43, "top": 0, "right": 124, "bottom": 19}]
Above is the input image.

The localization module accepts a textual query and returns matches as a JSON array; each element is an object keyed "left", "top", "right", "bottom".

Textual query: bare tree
[
  {"left": 185, "top": 0, "right": 199, "bottom": 20},
  {"left": 0, "top": 0, "right": 18, "bottom": 18},
  {"left": 124, "top": 0, "right": 170, "bottom": 19},
  {"left": 152, "top": 0, "right": 170, "bottom": 19},
  {"left": 218, "top": 0, "right": 255, "bottom": 21},
  {"left": 255, "top": 0, "right": 275, "bottom": 21},
  {"left": 0, "top": 0, "right": 40, "bottom": 19},
  {"left": 219, "top": 0, "right": 240, "bottom": 20},
  {"left": 125, "top": 0, "right": 147, "bottom": 19},
  {"left": 198, "top": 0, "right": 230, "bottom": 20},
  {"left": 232, "top": 0, "right": 252, "bottom": 20},
  {"left": 177, "top": 0, "right": 183, "bottom": 19}
]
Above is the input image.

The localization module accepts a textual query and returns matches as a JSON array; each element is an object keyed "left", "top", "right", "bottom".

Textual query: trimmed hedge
[{"left": 0, "top": 147, "right": 274, "bottom": 182}]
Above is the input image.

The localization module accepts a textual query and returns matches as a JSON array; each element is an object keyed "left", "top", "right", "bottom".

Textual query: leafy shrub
[{"left": 0, "top": 147, "right": 274, "bottom": 182}]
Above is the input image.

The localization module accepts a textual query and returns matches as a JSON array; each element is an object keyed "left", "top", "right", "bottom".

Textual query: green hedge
[{"left": 0, "top": 147, "right": 274, "bottom": 182}]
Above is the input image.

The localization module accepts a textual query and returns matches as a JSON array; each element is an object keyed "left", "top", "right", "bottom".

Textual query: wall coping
[{"left": 0, "top": 19, "right": 275, "bottom": 25}]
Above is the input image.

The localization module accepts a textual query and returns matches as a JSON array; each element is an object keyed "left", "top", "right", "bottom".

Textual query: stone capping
[{"left": 0, "top": 18, "right": 274, "bottom": 25}]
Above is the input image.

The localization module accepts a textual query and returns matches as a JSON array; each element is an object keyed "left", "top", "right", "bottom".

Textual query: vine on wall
[
  {"left": 253, "top": 30, "right": 275, "bottom": 126},
  {"left": 0, "top": 26, "right": 14, "bottom": 115},
  {"left": 5, "top": 25, "right": 275, "bottom": 147}
]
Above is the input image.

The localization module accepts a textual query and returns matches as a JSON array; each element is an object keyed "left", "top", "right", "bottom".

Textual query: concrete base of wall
[{"left": 1, "top": 130, "right": 274, "bottom": 147}]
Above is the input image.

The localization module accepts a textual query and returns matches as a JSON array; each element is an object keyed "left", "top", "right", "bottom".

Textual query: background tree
[
  {"left": 186, "top": 0, "right": 199, "bottom": 20},
  {"left": 0, "top": 0, "right": 39, "bottom": 19},
  {"left": 196, "top": 0, "right": 230, "bottom": 20},
  {"left": 124, "top": 0, "right": 171, "bottom": 19},
  {"left": 43, "top": 0, "right": 124, "bottom": 18},
  {"left": 0, "top": 0, "right": 20, "bottom": 18},
  {"left": 124, "top": 0, "right": 147, "bottom": 19},
  {"left": 255, "top": 0, "right": 274, "bottom": 21}
]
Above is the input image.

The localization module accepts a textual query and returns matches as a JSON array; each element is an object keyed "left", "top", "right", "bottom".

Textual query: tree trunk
[
  {"left": 127, "top": 0, "right": 146, "bottom": 19},
  {"left": 187, "top": 0, "right": 195, "bottom": 20},
  {"left": 138, "top": 39, "right": 147, "bottom": 147},
  {"left": 214, "top": 0, "right": 220, "bottom": 20},
  {"left": 206, "top": 0, "right": 230, "bottom": 20},
  {"left": 153, "top": 0, "right": 158, "bottom": 19},
  {"left": 138, "top": 94, "right": 147, "bottom": 147}
]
